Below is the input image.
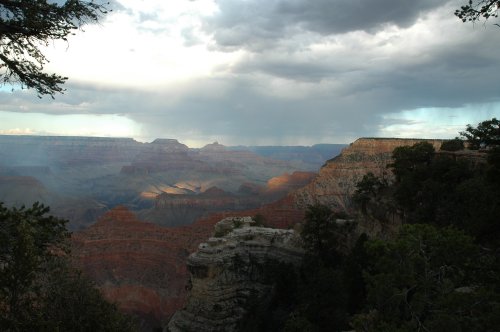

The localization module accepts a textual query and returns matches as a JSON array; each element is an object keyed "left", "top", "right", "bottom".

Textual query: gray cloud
[
  {"left": 2, "top": 1, "right": 500, "bottom": 146},
  {"left": 204, "top": 0, "right": 447, "bottom": 51}
]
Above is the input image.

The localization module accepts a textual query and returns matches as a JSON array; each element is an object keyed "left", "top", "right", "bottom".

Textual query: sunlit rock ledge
[{"left": 166, "top": 217, "right": 304, "bottom": 332}]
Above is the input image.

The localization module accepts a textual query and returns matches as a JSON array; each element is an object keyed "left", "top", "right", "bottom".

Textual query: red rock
[{"left": 72, "top": 207, "right": 204, "bottom": 328}]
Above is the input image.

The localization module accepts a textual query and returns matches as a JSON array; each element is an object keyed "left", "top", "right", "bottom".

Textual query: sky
[{"left": 0, "top": 0, "right": 499, "bottom": 147}]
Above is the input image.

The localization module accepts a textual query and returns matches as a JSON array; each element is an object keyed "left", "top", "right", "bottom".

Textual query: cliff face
[
  {"left": 167, "top": 217, "right": 304, "bottom": 332},
  {"left": 71, "top": 207, "right": 207, "bottom": 330},
  {"left": 293, "top": 138, "right": 444, "bottom": 211}
]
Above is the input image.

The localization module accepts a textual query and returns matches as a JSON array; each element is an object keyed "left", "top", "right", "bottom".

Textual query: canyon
[
  {"left": 0, "top": 135, "right": 342, "bottom": 230},
  {"left": 70, "top": 137, "right": 446, "bottom": 330}
]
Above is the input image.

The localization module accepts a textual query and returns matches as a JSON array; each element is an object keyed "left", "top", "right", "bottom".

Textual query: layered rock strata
[
  {"left": 72, "top": 207, "right": 203, "bottom": 330},
  {"left": 147, "top": 171, "right": 316, "bottom": 227},
  {"left": 167, "top": 217, "right": 304, "bottom": 332},
  {"left": 293, "top": 138, "right": 444, "bottom": 211}
]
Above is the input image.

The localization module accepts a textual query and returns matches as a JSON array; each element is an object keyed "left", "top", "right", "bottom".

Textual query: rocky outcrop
[
  {"left": 293, "top": 138, "right": 444, "bottom": 211},
  {"left": 167, "top": 217, "right": 304, "bottom": 332}
]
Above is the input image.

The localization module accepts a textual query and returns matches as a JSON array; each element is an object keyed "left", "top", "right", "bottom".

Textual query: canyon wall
[{"left": 293, "top": 138, "right": 443, "bottom": 211}]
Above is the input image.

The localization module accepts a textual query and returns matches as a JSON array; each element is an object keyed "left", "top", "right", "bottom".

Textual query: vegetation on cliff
[
  {"left": 247, "top": 118, "right": 500, "bottom": 331},
  {"left": 0, "top": 203, "right": 136, "bottom": 331},
  {"left": 349, "top": 119, "right": 500, "bottom": 331}
]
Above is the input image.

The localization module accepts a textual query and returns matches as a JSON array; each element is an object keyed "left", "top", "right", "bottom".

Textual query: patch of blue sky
[{"left": 379, "top": 102, "right": 500, "bottom": 139}]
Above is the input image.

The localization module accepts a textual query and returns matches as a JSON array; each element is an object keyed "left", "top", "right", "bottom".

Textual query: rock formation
[
  {"left": 72, "top": 209, "right": 304, "bottom": 331},
  {"left": 293, "top": 138, "right": 444, "bottom": 211},
  {"left": 167, "top": 217, "right": 304, "bottom": 332}
]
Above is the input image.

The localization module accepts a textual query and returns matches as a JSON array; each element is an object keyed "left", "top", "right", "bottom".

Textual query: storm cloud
[{"left": 0, "top": 0, "right": 499, "bottom": 146}]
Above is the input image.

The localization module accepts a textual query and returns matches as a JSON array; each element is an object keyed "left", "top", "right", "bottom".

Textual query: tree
[
  {"left": 0, "top": 202, "right": 69, "bottom": 329},
  {"left": 353, "top": 173, "right": 387, "bottom": 214},
  {"left": 356, "top": 224, "right": 500, "bottom": 332},
  {"left": 0, "top": 0, "right": 108, "bottom": 97},
  {"left": 455, "top": 0, "right": 500, "bottom": 25},
  {"left": 389, "top": 141, "right": 435, "bottom": 181},
  {"left": 291, "top": 204, "right": 361, "bottom": 332},
  {"left": 0, "top": 202, "right": 136, "bottom": 331},
  {"left": 460, "top": 117, "right": 500, "bottom": 149},
  {"left": 301, "top": 204, "right": 351, "bottom": 265},
  {"left": 440, "top": 138, "right": 465, "bottom": 151}
]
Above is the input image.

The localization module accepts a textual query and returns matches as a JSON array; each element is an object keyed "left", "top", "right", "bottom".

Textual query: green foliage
[
  {"left": 252, "top": 121, "right": 500, "bottom": 331},
  {"left": 296, "top": 264, "right": 349, "bottom": 331},
  {"left": 386, "top": 140, "right": 500, "bottom": 244},
  {"left": 39, "top": 257, "right": 137, "bottom": 331},
  {"left": 233, "top": 218, "right": 244, "bottom": 228},
  {"left": 213, "top": 229, "right": 227, "bottom": 237},
  {"left": 238, "top": 260, "right": 299, "bottom": 332},
  {"left": 301, "top": 204, "right": 347, "bottom": 265},
  {"left": 0, "top": 202, "right": 69, "bottom": 329},
  {"left": 357, "top": 224, "right": 500, "bottom": 332},
  {"left": 282, "top": 205, "right": 368, "bottom": 331},
  {"left": 440, "top": 138, "right": 465, "bottom": 151},
  {"left": 252, "top": 214, "right": 267, "bottom": 227},
  {"left": 455, "top": 0, "right": 500, "bottom": 23},
  {"left": 353, "top": 173, "right": 387, "bottom": 214},
  {"left": 390, "top": 141, "right": 435, "bottom": 181},
  {"left": 486, "top": 146, "right": 500, "bottom": 185},
  {"left": 460, "top": 118, "right": 500, "bottom": 149},
  {"left": 0, "top": 1, "right": 108, "bottom": 97},
  {"left": 283, "top": 314, "right": 315, "bottom": 332},
  {"left": 0, "top": 202, "right": 136, "bottom": 331}
]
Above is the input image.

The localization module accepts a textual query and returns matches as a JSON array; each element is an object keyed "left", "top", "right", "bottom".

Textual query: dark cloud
[{"left": 204, "top": 0, "right": 447, "bottom": 51}]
